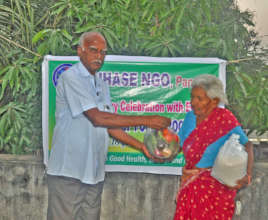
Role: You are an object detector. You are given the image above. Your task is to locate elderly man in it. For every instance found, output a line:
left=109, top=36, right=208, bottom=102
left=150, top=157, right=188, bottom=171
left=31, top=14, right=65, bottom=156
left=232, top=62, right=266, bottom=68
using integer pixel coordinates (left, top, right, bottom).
left=46, top=31, right=171, bottom=220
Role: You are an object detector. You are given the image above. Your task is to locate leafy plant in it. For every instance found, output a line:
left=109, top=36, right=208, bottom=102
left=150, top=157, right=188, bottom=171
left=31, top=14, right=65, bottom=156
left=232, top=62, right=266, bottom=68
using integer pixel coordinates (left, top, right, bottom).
left=0, top=102, right=30, bottom=154
left=0, top=0, right=44, bottom=154
left=227, top=60, right=268, bottom=135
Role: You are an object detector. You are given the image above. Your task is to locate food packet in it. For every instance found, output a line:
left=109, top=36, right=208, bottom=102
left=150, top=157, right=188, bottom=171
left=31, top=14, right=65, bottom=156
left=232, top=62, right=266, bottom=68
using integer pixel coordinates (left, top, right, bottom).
left=144, top=128, right=180, bottom=160
left=211, top=134, right=248, bottom=187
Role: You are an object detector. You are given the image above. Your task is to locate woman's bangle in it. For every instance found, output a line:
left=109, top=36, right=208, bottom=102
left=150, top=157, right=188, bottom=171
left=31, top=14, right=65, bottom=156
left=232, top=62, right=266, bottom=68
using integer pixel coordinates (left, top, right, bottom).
left=246, top=174, right=252, bottom=185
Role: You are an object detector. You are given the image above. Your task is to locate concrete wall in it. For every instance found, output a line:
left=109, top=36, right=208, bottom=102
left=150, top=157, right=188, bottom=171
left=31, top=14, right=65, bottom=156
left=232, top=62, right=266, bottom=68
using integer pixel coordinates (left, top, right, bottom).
left=0, top=150, right=267, bottom=220
left=101, top=172, right=179, bottom=220
left=0, top=155, right=47, bottom=220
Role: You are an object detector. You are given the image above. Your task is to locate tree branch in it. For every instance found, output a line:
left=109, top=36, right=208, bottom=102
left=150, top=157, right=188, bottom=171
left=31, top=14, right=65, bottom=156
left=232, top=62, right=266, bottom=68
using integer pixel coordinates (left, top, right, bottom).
left=0, top=34, right=42, bottom=57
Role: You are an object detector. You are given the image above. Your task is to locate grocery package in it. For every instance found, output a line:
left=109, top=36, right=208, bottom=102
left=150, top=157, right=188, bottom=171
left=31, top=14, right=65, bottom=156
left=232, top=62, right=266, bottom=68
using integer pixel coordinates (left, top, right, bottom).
left=211, top=134, right=248, bottom=187
left=144, top=128, right=180, bottom=160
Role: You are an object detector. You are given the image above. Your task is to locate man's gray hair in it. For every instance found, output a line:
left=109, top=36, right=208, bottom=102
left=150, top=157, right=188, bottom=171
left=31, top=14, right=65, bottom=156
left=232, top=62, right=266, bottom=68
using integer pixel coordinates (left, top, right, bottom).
left=191, top=74, right=228, bottom=105
left=78, top=31, right=106, bottom=47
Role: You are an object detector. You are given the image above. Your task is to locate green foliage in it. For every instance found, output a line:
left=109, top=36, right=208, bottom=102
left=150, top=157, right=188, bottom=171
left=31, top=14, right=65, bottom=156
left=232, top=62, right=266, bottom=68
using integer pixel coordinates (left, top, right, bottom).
left=33, top=28, right=73, bottom=55
left=0, top=0, right=267, bottom=154
left=0, top=52, right=38, bottom=98
left=227, top=60, right=268, bottom=135
left=0, top=102, right=29, bottom=154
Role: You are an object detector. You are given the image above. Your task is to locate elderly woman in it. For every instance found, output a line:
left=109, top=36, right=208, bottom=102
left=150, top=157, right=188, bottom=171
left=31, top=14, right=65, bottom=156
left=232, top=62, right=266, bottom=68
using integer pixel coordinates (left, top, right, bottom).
left=173, top=74, right=254, bottom=220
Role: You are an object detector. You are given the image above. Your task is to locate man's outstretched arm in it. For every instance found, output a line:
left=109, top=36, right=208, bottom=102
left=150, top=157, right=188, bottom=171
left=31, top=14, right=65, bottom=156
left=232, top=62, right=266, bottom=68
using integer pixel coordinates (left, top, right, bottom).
left=84, top=108, right=171, bottom=130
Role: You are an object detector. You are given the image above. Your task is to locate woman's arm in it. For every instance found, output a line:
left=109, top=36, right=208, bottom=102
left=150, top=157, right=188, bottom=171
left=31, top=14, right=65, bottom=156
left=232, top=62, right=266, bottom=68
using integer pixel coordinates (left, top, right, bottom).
left=234, top=141, right=254, bottom=189
left=245, top=141, right=254, bottom=177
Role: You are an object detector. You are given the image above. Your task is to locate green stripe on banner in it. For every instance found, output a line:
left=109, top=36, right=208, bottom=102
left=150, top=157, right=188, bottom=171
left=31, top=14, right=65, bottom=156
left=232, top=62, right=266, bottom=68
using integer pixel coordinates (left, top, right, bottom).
left=106, top=152, right=185, bottom=167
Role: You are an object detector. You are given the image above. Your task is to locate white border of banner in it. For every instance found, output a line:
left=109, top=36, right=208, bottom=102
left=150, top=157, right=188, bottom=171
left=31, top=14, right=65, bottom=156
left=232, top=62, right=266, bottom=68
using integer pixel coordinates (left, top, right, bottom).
left=42, top=55, right=226, bottom=175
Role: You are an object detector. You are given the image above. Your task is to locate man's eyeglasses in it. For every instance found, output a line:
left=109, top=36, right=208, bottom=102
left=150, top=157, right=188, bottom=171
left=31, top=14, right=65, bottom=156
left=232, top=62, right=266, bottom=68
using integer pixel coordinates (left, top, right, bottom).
left=83, top=46, right=107, bottom=55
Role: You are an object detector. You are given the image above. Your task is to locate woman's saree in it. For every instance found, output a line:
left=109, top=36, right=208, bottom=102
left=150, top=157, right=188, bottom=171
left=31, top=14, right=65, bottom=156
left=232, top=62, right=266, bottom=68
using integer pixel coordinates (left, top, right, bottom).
left=173, top=107, right=248, bottom=220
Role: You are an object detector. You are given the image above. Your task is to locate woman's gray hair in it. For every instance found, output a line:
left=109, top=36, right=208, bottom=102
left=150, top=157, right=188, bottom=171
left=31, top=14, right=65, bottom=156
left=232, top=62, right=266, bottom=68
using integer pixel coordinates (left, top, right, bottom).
left=191, top=74, right=228, bottom=105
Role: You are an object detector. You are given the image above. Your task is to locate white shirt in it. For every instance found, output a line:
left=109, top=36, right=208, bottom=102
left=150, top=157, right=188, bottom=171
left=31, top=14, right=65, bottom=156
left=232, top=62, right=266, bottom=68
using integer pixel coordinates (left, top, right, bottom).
left=47, top=62, right=113, bottom=184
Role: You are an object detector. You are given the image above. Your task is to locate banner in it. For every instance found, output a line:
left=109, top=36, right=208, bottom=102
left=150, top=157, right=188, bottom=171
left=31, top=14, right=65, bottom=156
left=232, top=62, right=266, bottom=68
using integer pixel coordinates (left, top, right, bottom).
left=42, top=55, right=226, bottom=175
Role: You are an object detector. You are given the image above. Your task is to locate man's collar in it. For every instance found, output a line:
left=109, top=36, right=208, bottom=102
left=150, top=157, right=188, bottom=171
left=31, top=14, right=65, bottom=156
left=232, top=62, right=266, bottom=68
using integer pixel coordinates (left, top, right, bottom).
left=77, top=61, right=94, bottom=78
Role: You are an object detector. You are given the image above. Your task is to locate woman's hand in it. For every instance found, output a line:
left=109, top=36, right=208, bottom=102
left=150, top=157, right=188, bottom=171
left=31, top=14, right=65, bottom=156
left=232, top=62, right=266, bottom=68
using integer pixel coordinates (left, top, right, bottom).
left=181, top=167, right=200, bottom=185
left=229, top=174, right=251, bottom=190
left=181, top=167, right=209, bottom=185
left=182, top=167, right=200, bottom=175
left=175, top=167, right=199, bottom=204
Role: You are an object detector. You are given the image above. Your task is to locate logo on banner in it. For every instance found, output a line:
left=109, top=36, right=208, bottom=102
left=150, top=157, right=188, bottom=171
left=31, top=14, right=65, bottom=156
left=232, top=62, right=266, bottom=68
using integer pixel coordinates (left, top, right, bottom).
left=52, top=63, right=73, bottom=86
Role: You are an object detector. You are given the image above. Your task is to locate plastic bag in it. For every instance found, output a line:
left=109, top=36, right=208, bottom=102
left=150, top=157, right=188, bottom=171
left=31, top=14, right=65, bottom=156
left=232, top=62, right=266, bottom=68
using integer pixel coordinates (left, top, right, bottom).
left=211, top=134, right=248, bottom=187
left=144, top=128, right=180, bottom=160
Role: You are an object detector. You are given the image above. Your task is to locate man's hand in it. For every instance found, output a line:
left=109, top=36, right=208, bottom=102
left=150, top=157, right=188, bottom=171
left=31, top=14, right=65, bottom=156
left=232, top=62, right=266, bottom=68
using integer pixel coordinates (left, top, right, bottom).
left=147, top=116, right=171, bottom=130
left=141, top=144, right=166, bottom=163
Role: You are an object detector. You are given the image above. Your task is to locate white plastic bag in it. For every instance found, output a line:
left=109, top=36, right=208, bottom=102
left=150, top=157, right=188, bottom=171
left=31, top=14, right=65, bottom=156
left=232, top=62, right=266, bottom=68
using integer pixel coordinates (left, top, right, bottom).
left=211, top=134, right=248, bottom=187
